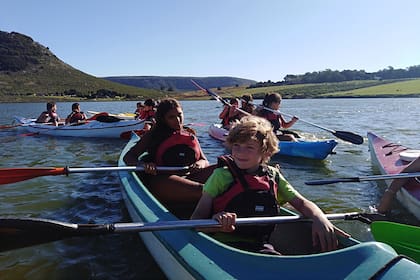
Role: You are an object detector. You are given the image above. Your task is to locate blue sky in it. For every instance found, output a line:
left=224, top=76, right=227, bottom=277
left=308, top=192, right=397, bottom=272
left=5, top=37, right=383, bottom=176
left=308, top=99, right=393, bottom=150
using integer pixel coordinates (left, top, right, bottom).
left=2, top=0, right=420, bottom=82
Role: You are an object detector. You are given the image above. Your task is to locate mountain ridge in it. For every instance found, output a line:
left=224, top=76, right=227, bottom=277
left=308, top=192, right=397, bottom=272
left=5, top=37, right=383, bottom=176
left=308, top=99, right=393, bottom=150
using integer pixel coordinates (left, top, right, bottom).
left=103, top=75, right=256, bottom=91
left=0, top=30, right=254, bottom=101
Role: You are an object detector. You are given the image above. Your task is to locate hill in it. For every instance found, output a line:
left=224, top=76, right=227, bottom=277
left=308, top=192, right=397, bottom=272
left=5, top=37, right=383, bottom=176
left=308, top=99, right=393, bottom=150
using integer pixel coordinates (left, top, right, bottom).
left=182, top=78, right=420, bottom=100
left=0, top=31, right=167, bottom=102
left=0, top=30, right=256, bottom=102
left=104, top=76, right=256, bottom=91
left=1, top=30, right=419, bottom=102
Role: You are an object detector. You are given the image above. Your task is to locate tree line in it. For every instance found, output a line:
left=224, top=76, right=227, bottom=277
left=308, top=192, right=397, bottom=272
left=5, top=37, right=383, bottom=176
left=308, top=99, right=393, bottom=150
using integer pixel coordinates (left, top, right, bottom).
left=249, top=65, right=420, bottom=88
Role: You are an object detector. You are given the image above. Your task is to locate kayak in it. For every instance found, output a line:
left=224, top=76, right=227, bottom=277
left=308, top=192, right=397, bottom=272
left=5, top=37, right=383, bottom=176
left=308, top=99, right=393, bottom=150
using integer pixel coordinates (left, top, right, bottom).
left=117, top=133, right=420, bottom=279
left=371, top=221, right=420, bottom=263
left=209, top=123, right=338, bottom=160
left=14, top=116, right=145, bottom=139
left=367, top=132, right=420, bottom=220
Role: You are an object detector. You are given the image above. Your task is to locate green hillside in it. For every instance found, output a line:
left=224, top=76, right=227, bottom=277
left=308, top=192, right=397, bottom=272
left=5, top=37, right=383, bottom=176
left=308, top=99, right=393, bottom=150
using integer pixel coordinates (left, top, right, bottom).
left=1, top=30, right=419, bottom=102
left=0, top=31, right=165, bottom=102
left=183, top=79, right=420, bottom=100
left=320, top=78, right=420, bottom=97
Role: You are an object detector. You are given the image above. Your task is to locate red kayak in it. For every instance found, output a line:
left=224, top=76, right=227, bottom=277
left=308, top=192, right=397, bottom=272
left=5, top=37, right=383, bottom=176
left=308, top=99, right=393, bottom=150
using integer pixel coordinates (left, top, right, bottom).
left=367, top=132, right=420, bottom=220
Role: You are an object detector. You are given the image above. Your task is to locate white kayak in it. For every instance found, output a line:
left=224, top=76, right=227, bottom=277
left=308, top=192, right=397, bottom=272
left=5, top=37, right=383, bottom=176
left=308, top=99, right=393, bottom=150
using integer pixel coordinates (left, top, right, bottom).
left=209, top=123, right=337, bottom=160
left=14, top=116, right=145, bottom=139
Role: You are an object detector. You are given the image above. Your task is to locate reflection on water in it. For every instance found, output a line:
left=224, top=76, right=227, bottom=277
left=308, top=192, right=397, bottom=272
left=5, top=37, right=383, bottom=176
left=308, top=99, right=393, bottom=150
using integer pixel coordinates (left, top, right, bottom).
left=0, top=98, right=418, bottom=278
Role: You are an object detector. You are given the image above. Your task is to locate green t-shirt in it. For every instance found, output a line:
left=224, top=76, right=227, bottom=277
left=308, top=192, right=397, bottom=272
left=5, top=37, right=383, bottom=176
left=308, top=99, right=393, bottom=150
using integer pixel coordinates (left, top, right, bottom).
left=203, top=165, right=299, bottom=206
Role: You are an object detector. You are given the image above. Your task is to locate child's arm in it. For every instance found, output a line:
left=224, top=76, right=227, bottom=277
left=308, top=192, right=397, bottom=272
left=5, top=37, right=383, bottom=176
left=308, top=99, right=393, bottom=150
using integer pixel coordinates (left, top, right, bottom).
left=288, top=193, right=350, bottom=252
left=378, top=157, right=420, bottom=213
left=191, top=192, right=213, bottom=219
left=279, top=115, right=298, bottom=129
left=191, top=192, right=236, bottom=232
left=123, top=132, right=151, bottom=166
left=219, top=105, right=229, bottom=119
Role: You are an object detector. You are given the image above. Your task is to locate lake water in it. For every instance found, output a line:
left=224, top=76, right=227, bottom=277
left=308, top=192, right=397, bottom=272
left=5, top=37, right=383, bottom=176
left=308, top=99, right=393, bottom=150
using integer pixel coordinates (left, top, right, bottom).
left=0, top=98, right=419, bottom=279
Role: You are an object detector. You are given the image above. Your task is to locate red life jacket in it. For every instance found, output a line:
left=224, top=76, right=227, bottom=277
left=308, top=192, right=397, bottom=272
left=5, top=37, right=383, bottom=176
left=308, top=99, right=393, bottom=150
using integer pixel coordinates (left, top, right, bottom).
left=213, top=155, right=279, bottom=215
left=67, top=111, right=86, bottom=123
left=45, top=111, right=59, bottom=123
left=155, top=130, right=201, bottom=166
left=260, top=110, right=280, bottom=131
left=212, top=155, right=280, bottom=238
left=140, top=110, right=155, bottom=121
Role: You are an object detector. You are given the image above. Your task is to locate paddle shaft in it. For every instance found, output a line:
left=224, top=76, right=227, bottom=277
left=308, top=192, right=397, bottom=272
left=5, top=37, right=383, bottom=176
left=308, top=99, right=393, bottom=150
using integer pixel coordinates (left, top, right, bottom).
left=67, top=166, right=189, bottom=173
left=254, top=104, right=328, bottom=131
left=305, top=172, right=420, bottom=185
left=191, top=80, right=251, bottom=116
left=115, top=212, right=368, bottom=232
left=0, top=212, right=383, bottom=252
left=0, top=212, right=372, bottom=234
left=254, top=104, right=363, bottom=144
left=0, top=165, right=190, bottom=185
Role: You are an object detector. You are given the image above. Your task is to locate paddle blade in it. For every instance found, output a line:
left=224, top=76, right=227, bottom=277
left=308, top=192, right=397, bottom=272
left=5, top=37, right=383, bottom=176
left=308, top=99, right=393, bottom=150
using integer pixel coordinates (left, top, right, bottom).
left=333, top=130, right=364, bottom=145
left=0, top=218, right=111, bottom=252
left=0, top=167, right=67, bottom=185
left=0, top=124, right=20, bottom=129
left=371, top=221, right=420, bottom=263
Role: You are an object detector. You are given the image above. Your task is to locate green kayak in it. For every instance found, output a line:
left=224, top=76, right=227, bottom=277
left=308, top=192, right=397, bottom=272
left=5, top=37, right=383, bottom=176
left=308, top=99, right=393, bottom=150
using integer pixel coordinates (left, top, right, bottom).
left=371, top=221, right=420, bottom=263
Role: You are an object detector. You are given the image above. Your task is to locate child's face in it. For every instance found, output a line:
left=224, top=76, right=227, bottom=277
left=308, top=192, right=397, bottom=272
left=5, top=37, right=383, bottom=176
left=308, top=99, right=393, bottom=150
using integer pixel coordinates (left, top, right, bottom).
left=164, top=107, right=184, bottom=130
left=231, top=139, right=263, bottom=171
left=269, top=101, right=280, bottom=110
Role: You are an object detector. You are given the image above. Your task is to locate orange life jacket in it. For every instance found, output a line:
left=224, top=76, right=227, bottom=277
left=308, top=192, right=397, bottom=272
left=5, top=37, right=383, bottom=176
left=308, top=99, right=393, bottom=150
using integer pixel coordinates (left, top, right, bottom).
left=154, top=130, right=201, bottom=166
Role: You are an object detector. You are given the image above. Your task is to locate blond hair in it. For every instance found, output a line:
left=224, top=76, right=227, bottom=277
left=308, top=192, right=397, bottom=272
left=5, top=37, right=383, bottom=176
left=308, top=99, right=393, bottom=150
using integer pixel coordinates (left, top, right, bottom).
left=225, top=116, right=279, bottom=163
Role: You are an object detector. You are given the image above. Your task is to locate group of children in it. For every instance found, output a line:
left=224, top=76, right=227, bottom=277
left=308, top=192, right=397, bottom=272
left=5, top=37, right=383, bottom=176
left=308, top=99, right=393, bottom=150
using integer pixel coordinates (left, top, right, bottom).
left=219, top=92, right=300, bottom=141
left=36, top=102, right=87, bottom=126
left=134, top=98, right=157, bottom=130
left=36, top=99, right=158, bottom=129
left=38, top=96, right=417, bottom=256
left=124, top=97, right=348, bottom=255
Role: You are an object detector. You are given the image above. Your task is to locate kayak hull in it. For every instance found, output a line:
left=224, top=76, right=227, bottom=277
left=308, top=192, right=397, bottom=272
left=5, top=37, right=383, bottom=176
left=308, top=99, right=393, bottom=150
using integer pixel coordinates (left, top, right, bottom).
left=118, top=133, right=420, bottom=279
left=15, top=117, right=145, bottom=139
left=209, top=123, right=337, bottom=160
left=367, top=132, right=420, bottom=220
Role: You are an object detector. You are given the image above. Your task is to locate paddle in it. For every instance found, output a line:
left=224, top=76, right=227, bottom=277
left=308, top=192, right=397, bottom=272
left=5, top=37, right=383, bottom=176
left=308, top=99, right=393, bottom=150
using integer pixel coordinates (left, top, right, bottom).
left=0, top=165, right=190, bottom=185
left=371, top=221, right=420, bottom=263
left=0, top=212, right=383, bottom=252
left=190, top=80, right=251, bottom=116
left=305, top=172, right=420, bottom=185
left=254, top=104, right=364, bottom=145
left=0, top=124, right=22, bottom=129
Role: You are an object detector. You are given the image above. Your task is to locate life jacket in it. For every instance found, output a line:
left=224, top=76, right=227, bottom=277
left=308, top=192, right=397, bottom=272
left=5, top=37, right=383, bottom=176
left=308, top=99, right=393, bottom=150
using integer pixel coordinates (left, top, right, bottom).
left=67, top=111, right=86, bottom=123
left=260, top=110, right=280, bottom=131
left=154, top=129, right=201, bottom=166
left=213, top=155, right=280, bottom=238
left=45, top=111, right=59, bottom=123
left=140, top=109, right=155, bottom=121
left=221, top=111, right=240, bottom=127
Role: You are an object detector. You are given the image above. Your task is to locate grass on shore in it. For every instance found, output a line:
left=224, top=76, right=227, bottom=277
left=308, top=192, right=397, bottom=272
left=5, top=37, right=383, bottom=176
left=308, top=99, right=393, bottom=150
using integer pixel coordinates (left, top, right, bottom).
left=182, top=78, right=420, bottom=100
